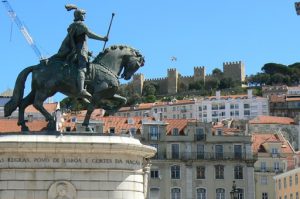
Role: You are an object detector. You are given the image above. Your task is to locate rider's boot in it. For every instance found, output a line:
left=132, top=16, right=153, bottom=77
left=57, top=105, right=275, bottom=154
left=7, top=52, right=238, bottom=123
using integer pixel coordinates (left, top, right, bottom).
left=77, top=71, right=92, bottom=103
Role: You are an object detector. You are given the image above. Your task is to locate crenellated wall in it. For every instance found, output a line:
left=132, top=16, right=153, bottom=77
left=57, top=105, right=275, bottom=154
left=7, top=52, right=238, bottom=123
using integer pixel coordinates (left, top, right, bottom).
left=127, top=61, right=244, bottom=95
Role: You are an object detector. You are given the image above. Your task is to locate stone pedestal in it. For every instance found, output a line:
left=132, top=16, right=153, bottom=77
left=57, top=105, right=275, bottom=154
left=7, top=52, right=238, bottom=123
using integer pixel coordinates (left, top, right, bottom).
left=0, top=134, right=156, bottom=199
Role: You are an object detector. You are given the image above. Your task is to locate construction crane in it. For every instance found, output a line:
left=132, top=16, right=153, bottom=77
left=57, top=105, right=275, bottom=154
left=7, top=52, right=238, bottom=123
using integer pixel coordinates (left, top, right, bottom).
left=2, top=0, right=45, bottom=60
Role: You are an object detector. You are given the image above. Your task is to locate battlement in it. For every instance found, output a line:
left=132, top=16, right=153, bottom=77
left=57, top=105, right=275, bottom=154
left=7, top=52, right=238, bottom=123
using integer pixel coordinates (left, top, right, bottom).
left=145, top=77, right=167, bottom=82
left=223, top=61, right=243, bottom=66
left=167, top=68, right=177, bottom=72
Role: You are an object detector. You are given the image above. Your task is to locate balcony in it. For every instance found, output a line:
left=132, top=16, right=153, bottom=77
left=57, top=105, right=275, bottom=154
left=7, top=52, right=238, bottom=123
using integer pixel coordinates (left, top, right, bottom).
left=194, top=134, right=206, bottom=141
left=156, top=152, right=257, bottom=161
left=254, top=167, right=283, bottom=174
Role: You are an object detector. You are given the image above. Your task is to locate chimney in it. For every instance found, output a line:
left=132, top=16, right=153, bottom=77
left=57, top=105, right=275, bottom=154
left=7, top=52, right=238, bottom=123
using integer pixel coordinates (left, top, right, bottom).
left=216, top=90, right=221, bottom=100
left=247, top=89, right=253, bottom=99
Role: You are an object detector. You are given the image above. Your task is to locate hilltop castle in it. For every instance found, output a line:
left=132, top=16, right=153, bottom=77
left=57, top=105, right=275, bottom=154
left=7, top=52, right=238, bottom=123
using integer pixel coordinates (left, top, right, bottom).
left=128, top=61, right=245, bottom=95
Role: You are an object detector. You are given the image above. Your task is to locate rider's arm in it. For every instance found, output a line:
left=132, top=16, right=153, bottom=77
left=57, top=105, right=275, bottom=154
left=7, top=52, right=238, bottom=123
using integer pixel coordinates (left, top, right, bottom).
left=86, top=31, right=108, bottom=41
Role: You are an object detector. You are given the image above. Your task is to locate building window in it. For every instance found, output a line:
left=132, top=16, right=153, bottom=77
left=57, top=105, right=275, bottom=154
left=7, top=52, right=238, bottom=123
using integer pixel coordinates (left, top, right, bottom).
left=171, top=144, right=180, bottom=159
left=171, top=188, right=181, bottom=199
left=279, top=179, right=281, bottom=190
left=150, top=144, right=158, bottom=159
left=215, top=165, right=224, bottom=179
left=234, top=165, right=243, bottom=179
left=261, top=176, right=268, bottom=185
left=234, top=145, right=242, bottom=159
left=290, top=194, right=293, bottom=199
left=274, top=162, right=280, bottom=172
left=296, top=174, right=298, bottom=185
left=171, top=165, right=180, bottom=179
left=197, top=144, right=205, bottom=159
left=151, top=169, right=159, bottom=179
left=216, top=188, right=225, bottom=199
left=129, top=127, right=136, bottom=135
left=172, top=128, right=179, bottom=136
left=150, top=126, right=159, bottom=140
left=296, top=192, right=299, bottom=199
left=272, top=148, right=279, bottom=158
left=237, top=188, right=244, bottom=199
left=150, top=187, right=160, bottom=199
left=196, top=188, right=206, bottom=199
left=262, top=192, right=268, bottom=199
left=290, top=176, right=293, bottom=187
left=244, top=110, right=250, bottom=116
left=215, top=145, right=223, bottom=159
left=284, top=177, right=287, bottom=188
left=261, top=162, right=266, bottom=172
left=195, top=128, right=205, bottom=141
left=196, top=166, right=205, bottom=179
left=244, top=104, right=250, bottom=109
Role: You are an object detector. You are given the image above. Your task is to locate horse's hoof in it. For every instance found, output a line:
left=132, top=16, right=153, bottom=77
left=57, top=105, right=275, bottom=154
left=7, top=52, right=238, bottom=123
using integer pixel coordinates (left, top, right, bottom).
left=85, top=126, right=93, bottom=132
left=47, top=122, right=56, bottom=131
left=21, top=126, right=29, bottom=132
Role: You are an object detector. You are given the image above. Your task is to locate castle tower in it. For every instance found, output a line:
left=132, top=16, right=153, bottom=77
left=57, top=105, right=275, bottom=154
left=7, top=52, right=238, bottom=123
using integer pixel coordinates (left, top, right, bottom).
left=132, top=73, right=145, bottom=95
left=194, top=66, right=206, bottom=82
left=167, top=68, right=178, bottom=94
left=223, top=61, right=245, bottom=82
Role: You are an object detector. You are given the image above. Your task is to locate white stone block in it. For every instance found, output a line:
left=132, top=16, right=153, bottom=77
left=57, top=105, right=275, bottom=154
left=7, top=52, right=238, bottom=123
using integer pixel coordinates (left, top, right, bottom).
left=108, top=191, right=123, bottom=199
left=0, top=190, right=15, bottom=199
left=14, top=190, right=34, bottom=199
left=34, top=191, right=47, bottom=199
left=0, top=170, right=16, bottom=180
left=8, top=181, right=24, bottom=189
left=54, top=171, right=71, bottom=180
left=89, top=171, right=108, bottom=181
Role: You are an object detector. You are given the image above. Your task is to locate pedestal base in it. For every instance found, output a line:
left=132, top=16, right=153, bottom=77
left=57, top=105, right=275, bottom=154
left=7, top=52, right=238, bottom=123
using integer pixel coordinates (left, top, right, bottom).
left=0, top=134, right=156, bottom=199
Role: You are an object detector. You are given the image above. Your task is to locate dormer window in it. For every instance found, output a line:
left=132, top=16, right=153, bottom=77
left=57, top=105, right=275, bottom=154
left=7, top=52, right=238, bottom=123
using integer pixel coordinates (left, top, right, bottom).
left=216, top=129, right=222, bottom=136
left=130, top=127, right=136, bottom=135
left=109, top=127, right=115, bottom=134
left=172, top=128, right=179, bottom=136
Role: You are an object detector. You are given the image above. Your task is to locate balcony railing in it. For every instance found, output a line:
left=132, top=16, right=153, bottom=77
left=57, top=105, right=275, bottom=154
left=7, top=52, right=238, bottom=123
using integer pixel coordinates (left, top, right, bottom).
left=194, top=134, right=206, bottom=141
left=151, top=152, right=256, bottom=161
left=254, top=167, right=283, bottom=174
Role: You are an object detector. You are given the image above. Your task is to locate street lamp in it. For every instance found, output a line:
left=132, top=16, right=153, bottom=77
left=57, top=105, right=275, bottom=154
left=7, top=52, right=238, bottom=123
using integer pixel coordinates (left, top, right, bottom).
left=230, top=181, right=239, bottom=199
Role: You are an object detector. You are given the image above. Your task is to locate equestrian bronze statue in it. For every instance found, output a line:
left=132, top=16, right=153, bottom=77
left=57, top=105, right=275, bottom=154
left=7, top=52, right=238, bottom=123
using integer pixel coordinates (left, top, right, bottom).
left=4, top=45, right=144, bottom=132
left=4, top=5, right=144, bottom=132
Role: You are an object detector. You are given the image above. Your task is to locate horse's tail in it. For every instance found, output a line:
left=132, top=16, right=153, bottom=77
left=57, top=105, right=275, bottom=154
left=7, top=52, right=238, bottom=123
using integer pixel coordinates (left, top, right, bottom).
left=4, top=66, right=35, bottom=117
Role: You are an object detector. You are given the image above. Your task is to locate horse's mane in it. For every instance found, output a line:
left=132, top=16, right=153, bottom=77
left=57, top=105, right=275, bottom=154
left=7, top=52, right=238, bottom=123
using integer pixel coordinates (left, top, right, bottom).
left=92, top=45, right=143, bottom=64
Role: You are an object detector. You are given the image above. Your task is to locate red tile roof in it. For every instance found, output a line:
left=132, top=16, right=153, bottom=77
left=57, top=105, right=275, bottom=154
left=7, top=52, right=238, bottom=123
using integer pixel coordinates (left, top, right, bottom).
left=165, top=119, right=192, bottom=135
left=25, top=103, right=58, bottom=113
left=252, top=133, right=294, bottom=154
left=249, top=116, right=295, bottom=125
left=0, top=119, right=47, bottom=133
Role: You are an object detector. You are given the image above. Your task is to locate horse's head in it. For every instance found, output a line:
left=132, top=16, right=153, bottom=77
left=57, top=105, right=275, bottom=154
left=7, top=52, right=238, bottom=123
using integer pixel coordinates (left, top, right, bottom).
left=93, top=45, right=144, bottom=80
left=120, top=48, right=145, bottom=80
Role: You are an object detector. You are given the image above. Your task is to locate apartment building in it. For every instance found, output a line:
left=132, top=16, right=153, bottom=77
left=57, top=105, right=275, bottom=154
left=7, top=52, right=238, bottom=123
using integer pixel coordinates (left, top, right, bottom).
left=116, top=90, right=269, bottom=123
left=197, top=90, right=269, bottom=122
left=274, top=153, right=300, bottom=199
left=138, top=119, right=255, bottom=199
left=252, top=133, right=295, bottom=199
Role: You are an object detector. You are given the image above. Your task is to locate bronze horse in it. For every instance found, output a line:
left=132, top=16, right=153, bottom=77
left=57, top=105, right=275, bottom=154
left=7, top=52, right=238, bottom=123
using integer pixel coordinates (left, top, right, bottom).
left=4, top=45, right=144, bottom=132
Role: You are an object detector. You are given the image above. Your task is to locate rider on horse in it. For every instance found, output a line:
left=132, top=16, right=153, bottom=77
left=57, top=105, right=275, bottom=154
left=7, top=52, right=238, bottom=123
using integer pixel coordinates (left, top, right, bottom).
left=56, top=4, right=108, bottom=102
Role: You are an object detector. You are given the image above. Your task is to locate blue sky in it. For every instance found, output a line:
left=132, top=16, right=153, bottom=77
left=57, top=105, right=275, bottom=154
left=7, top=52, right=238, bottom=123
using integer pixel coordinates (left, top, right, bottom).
left=1, top=0, right=300, bottom=100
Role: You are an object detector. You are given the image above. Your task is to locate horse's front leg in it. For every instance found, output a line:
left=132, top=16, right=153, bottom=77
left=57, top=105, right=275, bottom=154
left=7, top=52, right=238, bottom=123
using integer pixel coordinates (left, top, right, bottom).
left=82, top=102, right=95, bottom=132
